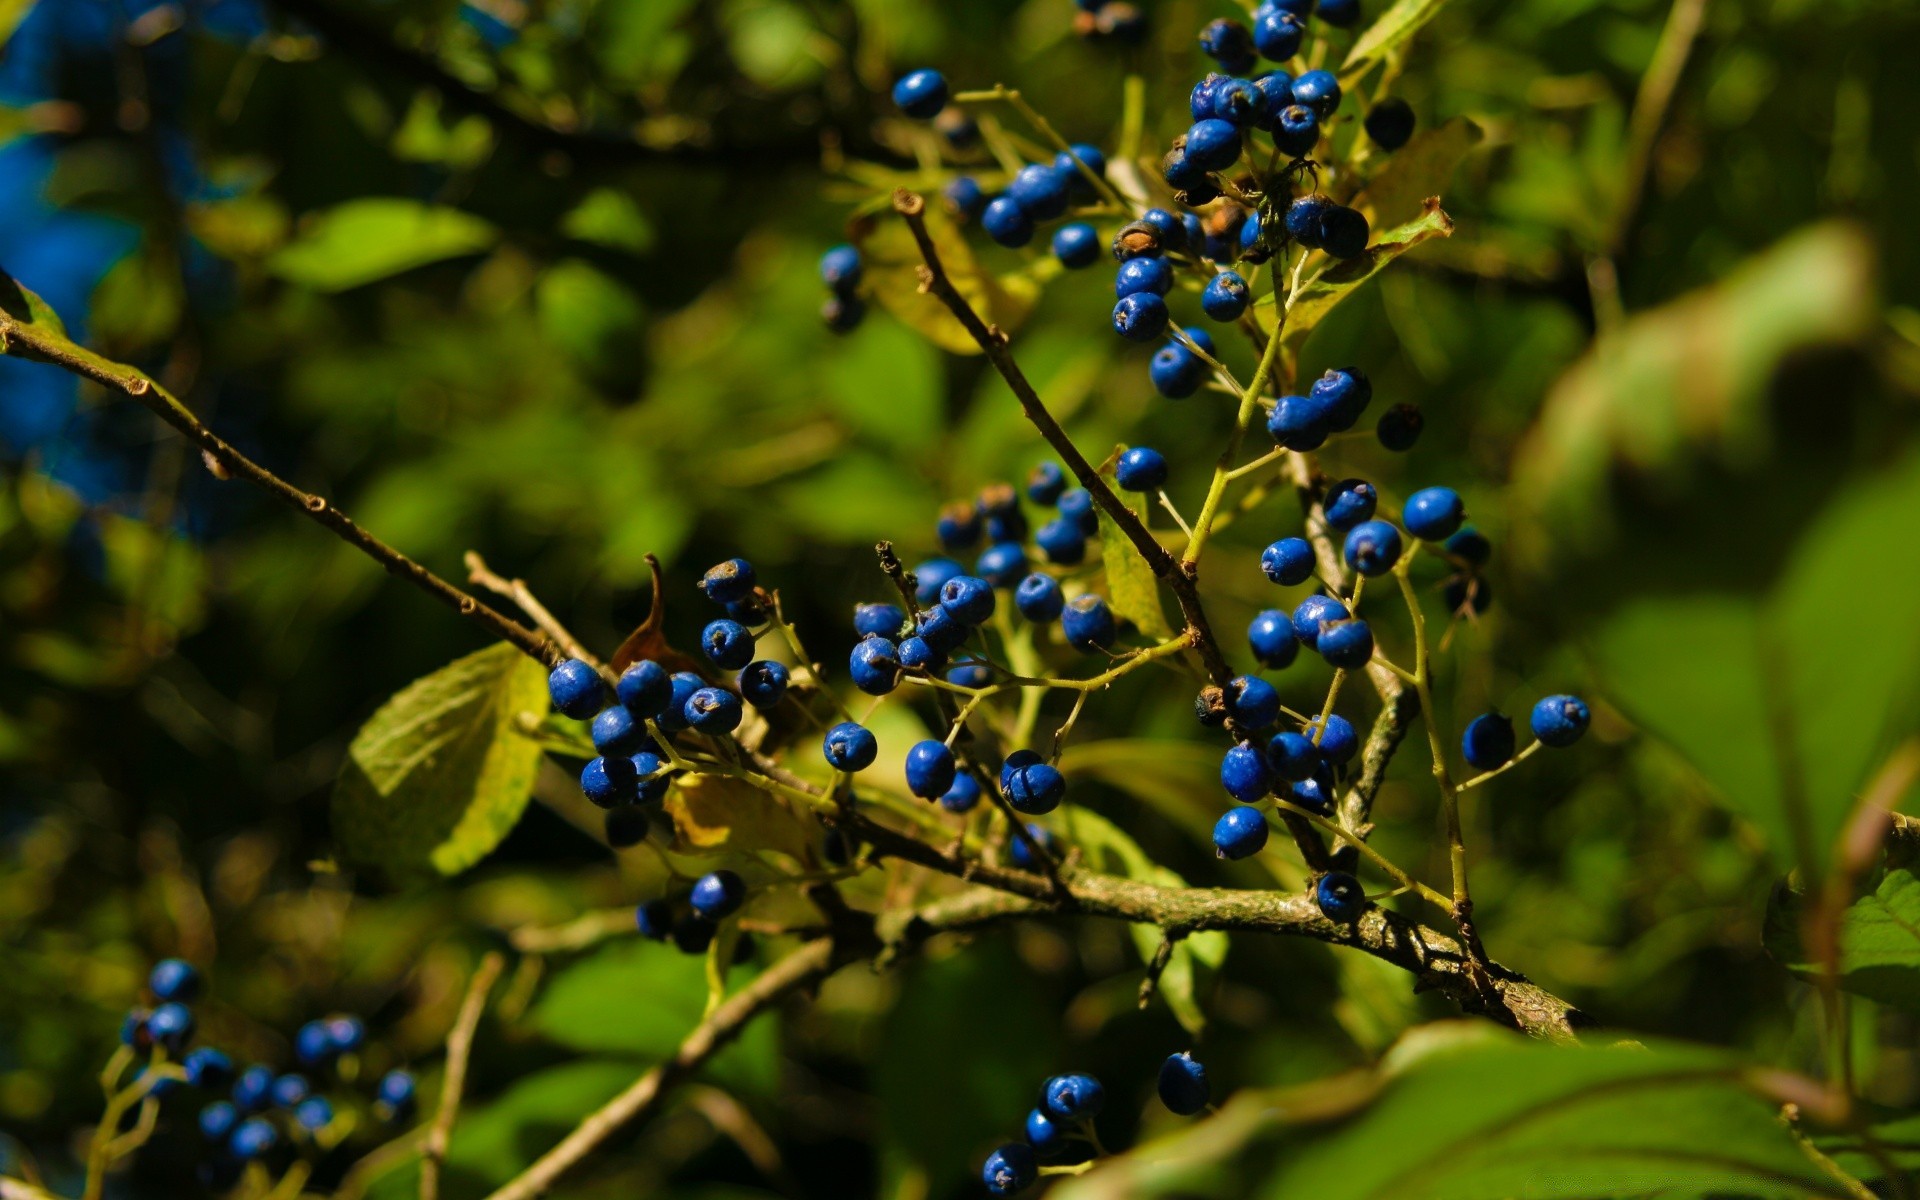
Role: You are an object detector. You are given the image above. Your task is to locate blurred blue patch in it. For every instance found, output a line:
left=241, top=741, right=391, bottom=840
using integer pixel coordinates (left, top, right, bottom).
left=460, top=2, right=520, bottom=49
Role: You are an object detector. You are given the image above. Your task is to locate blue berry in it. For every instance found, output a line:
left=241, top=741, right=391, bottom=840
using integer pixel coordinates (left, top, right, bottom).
left=1198, top=18, right=1257, bottom=73
left=1306, top=713, right=1359, bottom=764
left=684, top=687, right=743, bottom=734
left=1056, top=142, right=1108, bottom=184
left=1261, top=537, right=1316, bottom=586
left=1319, top=0, right=1361, bottom=27
left=1319, top=204, right=1371, bottom=259
left=1268, top=730, right=1320, bottom=781
left=823, top=721, right=878, bottom=771
left=1009, top=822, right=1060, bottom=870
left=982, top=196, right=1035, bottom=247
left=1254, top=71, right=1295, bottom=125
left=1292, top=69, right=1341, bottom=116
left=701, top=619, right=754, bottom=670
left=1003, top=757, right=1066, bottom=814
left=1158, top=1052, right=1210, bottom=1115
left=548, top=658, right=604, bottom=719
left=1116, top=447, right=1168, bottom=492
left=1252, top=6, right=1304, bottom=58
left=150, top=957, right=201, bottom=1002
left=232, top=1065, right=273, bottom=1113
left=592, top=704, right=651, bottom=757
left=1365, top=96, right=1414, bottom=149
left=147, top=1001, right=195, bottom=1052
left=1310, top=366, right=1372, bottom=430
left=1285, top=194, right=1331, bottom=247
left=1249, top=609, right=1300, bottom=668
left=1181, top=325, right=1218, bottom=356
left=1531, top=695, right=1590, bottom=748
left=271, top=1073, right=310, bottom=1109
left=941, top=772, right=982, bottom=812
left=295, top=1096, right=334, bottom=1131
left=1315, top=871, right=1365, bottom=921
left=1275, top=103, right=1319, bottom=157
left=947, top=658, right=994, bottom=688
left=1000, top=750, right=1042, bottom=792
left=822, top=294, right=864, bottom=334
left=1291, top=594, right=1350, bottom=648
left=636, top=898, right=674, bottom=939
left=819, top=244, right=861, bottom=294
left=900, top=636, right=940, bottom=669
left=1115, top=255, right=1173, bottom=297
left=230, top=1116, right=278, bottom=1160
left=1028, top=461, right=1067, bottom=505
left=1052, top=221, right=1100, bottom=268
left=1212, top=77, right=1263, bottom=127
left=1288, top=765, right=1336, bottom=812
left=1403, top=486, right=1466, bottom=541
left=607, top=806, right=652, bottom=846
left=199, top=1100, right=237, bottom=1142
left=1343, top=520, right=1403, bottom=576
left=1151, top=342, right=1207, bottom=398
left=1141, top=206, right=1187, bottom=249
left=1162, top=147, right=1212, bottom=194
left=936, top=503, right=982, bottom=550
left=1036, top=517, right=1087, bottom=565
left=983, top=1143, right=1038, bottom=1196
left=1318, top=618, right=1375, bottom=669
left=1113, top=291, right=1170, bottom=340
left=849, top=637, right=902, bottom=695
left=905, top=740, right=957, bottom=799
left=940, top=574, right=997, bottom=625
left=1462, top=712, right=1516, bottom=770
left=1183, top=118, right=1243, bottom=171
left=1239, top=211, right=1265, bottom=259
left=1214, top=805, right=1270, bottom=860
left=914, top=557, right=964, bottom=605
left=672, top=915, right=715, bottom=955
left=1322, top=478, right=1377, bottom=530
left=1377, top=403, right=1423, bottom=451
left=892, top=69, right=949, bottom=119
left=1445, top=527, right=1491, bottom=566
left=616, top=659, right=672, bottom=718
left=1058, top=488, right=1096, bottom=534
left=977, top=542, right=1030, bottom=588
left=377, top=1069, right=417, bottom=1112
left=700, top=558, right=756, bottom=606
left=690, top=870, right=747, bottom=920
left=916, top=605, right=969, bottom=654
left=1220, top=740, right=1272, bottom=802
left=738, top=660, right=790, bottom=709
left=1008, top=163, right=1071, bottom=220
left=1015, top=574, right=1065, bottom=622
left=946, top=175, right=988, bottom=219
left=1025, top=1105, right=1070, bottom=1153
left=120, top=1009, right=149, bottom=1049
left=1190, top=74, right=1226, bottom=121
left=1267, top=391, right=1334, bottom=450
left=1201, top=271, right=1250, bottom=320
left=1226, top=675, right=1281, bottom=727
left=581, top=756, right=638, bottom=808
left=295, top=1020, right=333, bottom=1066
left=1061, top=594, right=1116, bottom=651
left=939, top=106, right=980, bottom=147
left=1043, top=1073, right=1106, bottom=1120
left=185, top=1048, right=234, bottom=1088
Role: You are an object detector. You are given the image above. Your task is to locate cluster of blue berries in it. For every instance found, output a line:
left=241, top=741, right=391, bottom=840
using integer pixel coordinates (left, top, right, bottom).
left=117, top=959, right=414, bottom=1191
left=979, top=1054, right=1215, bottom=1194
left=1268, top=365, right=1420, bottom=456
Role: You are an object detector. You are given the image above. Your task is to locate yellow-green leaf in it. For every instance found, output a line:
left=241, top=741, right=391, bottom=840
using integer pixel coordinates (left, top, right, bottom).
left=857, top=203, right=1038, bottom=356
left=1345, top=118, right=1483, bottom=236
left=332, top=642, right=549, bottom=878
left=1341, top=0, right=1452, bottom=79
left=663, top=772, right=817, bottom=865
left=1257, top=200, right=1454, bottom=365
left=268, top=198, right=498, bottom=292
left=1096, top=489, right=1175, bottom=641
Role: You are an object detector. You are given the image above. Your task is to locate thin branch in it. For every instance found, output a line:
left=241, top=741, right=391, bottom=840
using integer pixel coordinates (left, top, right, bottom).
left=465, top=551, right=600, bottom=669
left=421, top=952, right=505, bottom=1200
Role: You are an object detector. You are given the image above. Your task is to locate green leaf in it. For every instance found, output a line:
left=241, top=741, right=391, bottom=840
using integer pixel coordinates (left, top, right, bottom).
left=823, top=316, right=945, bottom=452
left=331, top=642, right=549, bottom=878
left=857, top=202, right=1038, bottom=356
left=1342, top=0, right=1453, bottom=79
left=1057, top=739, right=1222, bottom=843
left=1256, top=201, right=1455, bottom=366
left=0, top=269, right=157, bottom=389
left=561, top=187, right=656, bottom=254
left=1096, top=492, right=1175, bottom=641
left=1346, top=118, right=1484, bottom=237
left=1766, top=869, right=1920, bottom=1014
left=268, top=198, right=498, bottom=292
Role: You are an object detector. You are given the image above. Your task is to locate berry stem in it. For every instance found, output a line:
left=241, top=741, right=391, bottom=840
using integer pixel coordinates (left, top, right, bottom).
left=1272, top=798, right=1449, bottom=910
left=1456, top=739, right=1544, bottom=791
left=951, top=85, right=1133, bottom=213
left=421, top=952, right=505, bottom=1200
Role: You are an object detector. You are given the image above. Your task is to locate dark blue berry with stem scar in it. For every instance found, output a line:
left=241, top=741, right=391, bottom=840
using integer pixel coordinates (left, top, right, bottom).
left=983, top=197, right=1035, bottom=248
left=892, top=68, right=948, bottom=118
left=1184, top=118, right=1243, bottom=171
left=1319, top=205, right=1371, bottom=259
left=1062, top=594, right=1117, bottom=651
left=1201, top=270, right=1250, bottom=320
left=1004, top=758, right=1066, bottom=814
left=1116, top=255, right=1173, bottom=297
left=1268, top=730, right=1320, bottom=781
left=1531, top=695, right=1591, bottom=747
left=1221, top=740, right=1272, bottom=802
left=1262, top=536, right=1317, bottom=586
left=1316, top=871, right=1366, bottom=921
left=945, top=176, right=987, bottom=219
left=1052, top=222, right=1100, bottom=268
left=1312, top=366, right=1373, bottom=430
left=916, top=605, right=968, bottom=654
left=616, top=659, right=671, bottom=718
left=635, top=899, right=673, bottom=940
left=232, top=1066, right=273, bottom=1113
left=1404, top=486, right=1466, bottom=541
left=915, top=557, right=963, bottom=604
left=295, top=1097, right=334, bottom=1131
left=1142, top=206, right=1187, bottom=249
left=1377, top=403, right=1423, bottom=451
left=1214, top=805, right=1270, bottom=859
left=983, top=1143, right=1038, bottom=1196
left=1292, top=69, right=1341, bottom=116
left=1117, top=447, right=1168, bottom=492
left=849, top=636, right=902, bottom=695
left=1010, top=822, right=1060, bottom=870
left=1307, top=713, right=1358, bottom=764
left=1112, top=219, right=1166, bottom=261
left=701, top=619, right=754, bottom=669
left=592, top=704, right=649, bottom=756
left=1275, top=104, right=1320, bottom=157
left=685, top=687, right=743, bottom=734
left=1344, top=520, right=1403, bottom=576
left=1212, top=78, right=1262, bottom=127
left=936, top=503, right=982, bottom=550
left=1008, top=163, right=1070, bottom=220
left=738, top=660, right=789, bottom=709
left=582, top=755, right=638, bottom=807
left=898, top=636, right=938, bottom=670
left=1015, top=574, right=1065, bottom=622
left=150, top=957, right=200, bottom=1002
left=271, top=1073, right=310, bottom=1108
left=548, top=658, right=603, bottom=719
left=230, top=1116, right=278, bottom=1160
left=977, top=543, right=1030, bottom=588
left=1058, top=488, right=1096, bottom=535
left=1462, top=712, right=1516, bottom=770
left=905, top=740, right=957, bottom=799
left=1152, top=341, right=1207, bottom=398
left=147, top=1001, right=195, bottom=1052
left=940, top=772, right=982, bottom=813
left=700, top=558, right=756, bottom=606
left=1285, top=194, right=1331, bottom=248
left=1249, top=609, right=1300, bottom=668
left=1227, top=675, right=1281, bottom=727
left=1318, top=618, right=1375, bottom=669
left=295, top=1020, right=333, bottom=1066
left=1163, top=147, right=1211, bottom=194
left=1113, top=291, right=1170, bottom=340
left=823, top=721, right=877, bottom=771
left=1159, top=1052, right=1210, bottom=1115
left=1323, top=478, right=1377, bottom=531
left=1365, top=96, right=1415, bottom=149
left=691, top=869, right=747, bottom=920
left=672, top=915, right=714, bottom=955
left=1198, top=17, right=1257, bottom=72
left=376, top=1070, right=417, bottom=1114
left=819, top=244, right=861, bottom=293
left=1027, top=461, right=1066, bottom=506
left=1024, top=1105, right=1069, bottom=1154
left=1318, top=0, right=1361, bottom=26
left=1292, top=594, right=1350, bottom=648
left=186, top=1047, right=234, bottom=1088
left=1268, top=391, right=1333, bottom=450
left=1044, top=1073, right=1105, bottom=1121
left=1444, top=526, right=1491, bottom=566
left=199, top=1101, right=237, bottom=1142
left=649, top=674, right=700, bottom=732
left=1036, top=516, right=1087, bottom=565
left=940, top=574, right=997, bottom=625
left=1253, top=6, right=1304, bottom=59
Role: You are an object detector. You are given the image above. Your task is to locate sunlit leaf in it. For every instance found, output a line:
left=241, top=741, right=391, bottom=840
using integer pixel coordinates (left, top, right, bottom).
left=1096, top=486, right=1175, bottom=641
left=1342, top=0, right=1453, bottom=78
left=663, top=772, right=818, bottom=865
left=268, top=198, right=498, bottom=292
left=1345, top=118, right=1484, bottom=236
left=858, top=202, right=1039, bottom=356
left=1766, top=869, right=1920, bottom=1014
left=1255, top=200, right=1454, bottom=365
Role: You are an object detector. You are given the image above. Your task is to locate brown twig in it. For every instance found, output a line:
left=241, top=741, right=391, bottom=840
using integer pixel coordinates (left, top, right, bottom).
left=421, top=952, right=505, bottom=1200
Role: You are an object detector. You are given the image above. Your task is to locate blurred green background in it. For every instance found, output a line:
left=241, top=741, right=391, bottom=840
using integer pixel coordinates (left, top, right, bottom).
left=3, top=0, right=1919, bottom=1196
